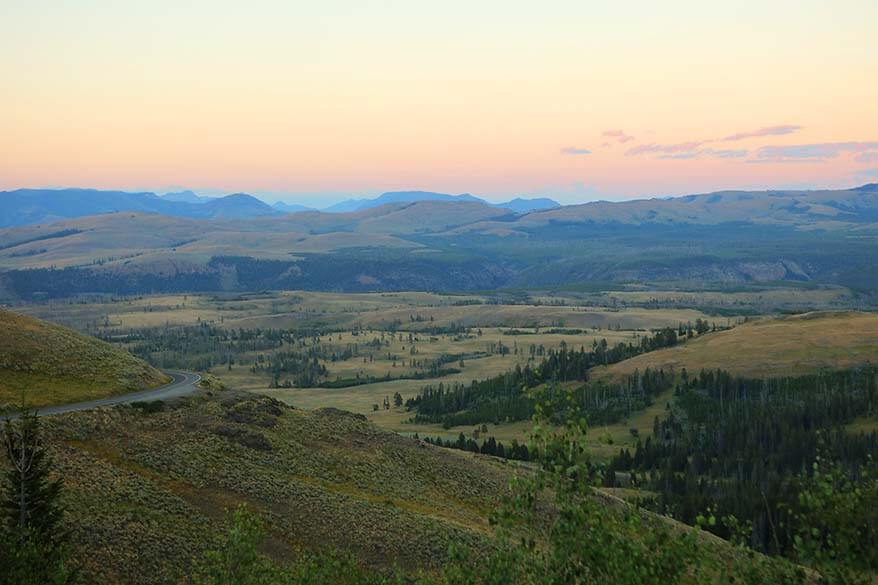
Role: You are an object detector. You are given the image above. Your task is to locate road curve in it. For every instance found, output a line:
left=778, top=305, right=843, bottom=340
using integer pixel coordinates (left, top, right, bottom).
left=2, top=371, right=201, bottom=419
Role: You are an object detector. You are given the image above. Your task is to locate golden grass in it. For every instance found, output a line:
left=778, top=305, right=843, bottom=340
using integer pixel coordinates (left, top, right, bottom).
left=19, top=291, right=718, bottom=337
left=0, top=308, right=168, bottom=408
left=846, top=416, right=878, bottom=435
left=595, top=311, right=878, bottom=381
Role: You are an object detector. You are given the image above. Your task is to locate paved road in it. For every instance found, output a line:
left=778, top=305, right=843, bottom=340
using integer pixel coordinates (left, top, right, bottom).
left=2, top=371, right=201, bottom=419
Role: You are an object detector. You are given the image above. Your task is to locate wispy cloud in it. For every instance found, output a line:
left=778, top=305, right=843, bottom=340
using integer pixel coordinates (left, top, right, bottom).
left=603, top=130, right=635, bottom=144
left=856, top=168, right=878, bottom=179
left=561, top=147, right=592, bottom=156
left=627, top=141, right=705, bottom=156
left=710, top=149, right=749, bottom=158
left=658, top=148, right=748, bottom=160
left=658, top=152, right=701, bottom=160
left=856, top=152, right=878, bottom=164
left=626, top=125, right=803, bottom=159
left=754, top=141, right=878, bottom=163
left=720, top=125, right=801, bottom=142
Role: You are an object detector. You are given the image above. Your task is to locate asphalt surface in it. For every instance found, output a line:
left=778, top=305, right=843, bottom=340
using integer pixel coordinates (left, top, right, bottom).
left=1, top=371, right=201, bottom=419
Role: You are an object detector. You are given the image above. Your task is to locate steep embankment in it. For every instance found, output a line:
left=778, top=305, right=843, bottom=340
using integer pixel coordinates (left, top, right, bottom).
left=0, top=308, right=169, bottom=408
left=595, top=311, right=878, bottom=380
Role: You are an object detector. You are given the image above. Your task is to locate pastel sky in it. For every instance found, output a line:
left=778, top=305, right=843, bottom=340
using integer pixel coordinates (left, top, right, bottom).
left=2, top=0, right=877, bottom=205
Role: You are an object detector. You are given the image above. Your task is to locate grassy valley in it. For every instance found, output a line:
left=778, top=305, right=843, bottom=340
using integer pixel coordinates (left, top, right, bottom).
left=1, top=289, right=875, bottom=582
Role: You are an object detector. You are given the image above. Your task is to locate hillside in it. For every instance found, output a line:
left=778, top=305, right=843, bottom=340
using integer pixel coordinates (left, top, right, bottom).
left=46, top=393, right=507, bottom=583
left=595, top=311, right=878, bottom=380
left=0, top=308, right=169, bottom=408
left=38, top=391, right=800, bottom=584
left=494, top=183, right=878, bottom=230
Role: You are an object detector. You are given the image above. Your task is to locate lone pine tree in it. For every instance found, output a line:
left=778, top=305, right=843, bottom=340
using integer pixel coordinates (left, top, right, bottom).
left=0, top=411, right=72, bottom=584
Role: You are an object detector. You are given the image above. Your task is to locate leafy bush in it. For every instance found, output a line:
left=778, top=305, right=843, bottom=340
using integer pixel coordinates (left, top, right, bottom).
left=196, top=506, right=401, bottom=585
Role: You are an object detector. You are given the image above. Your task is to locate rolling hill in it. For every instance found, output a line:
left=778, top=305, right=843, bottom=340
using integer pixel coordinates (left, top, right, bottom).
left=594, top=311, right=878, bottom=380
left=511, top=183, right=878, bottom=229
left=0, top=308, right=169, bottom=408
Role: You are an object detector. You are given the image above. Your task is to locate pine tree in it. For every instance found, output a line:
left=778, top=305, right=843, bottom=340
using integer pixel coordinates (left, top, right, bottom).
left=0, top=411, right=72, bottom=584
left=2, top=413, right=63, bottom=544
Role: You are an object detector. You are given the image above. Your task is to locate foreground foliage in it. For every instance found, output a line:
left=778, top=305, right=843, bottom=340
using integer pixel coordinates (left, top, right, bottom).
left=441, top=394, right=702, bottom=584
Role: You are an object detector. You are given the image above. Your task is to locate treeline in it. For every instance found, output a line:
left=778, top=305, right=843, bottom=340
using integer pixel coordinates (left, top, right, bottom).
left=113, top=323, right=348, bottom=374
left=417, top=433, right=532, bottom=461
left=313, top=367, right=461, bottom=389
left=608, top=367, right=878, bottom=556
left=0, top=253, right=510, bottom=299
left=115, top=323, right=290, bottom=370
left=111, top=322, right=477, bottom=388
left=406, top=327, right=683, bottom=428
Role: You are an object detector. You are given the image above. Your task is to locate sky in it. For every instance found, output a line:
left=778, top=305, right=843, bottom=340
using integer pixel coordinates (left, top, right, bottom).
left=1, top=0, right=877, bottom=206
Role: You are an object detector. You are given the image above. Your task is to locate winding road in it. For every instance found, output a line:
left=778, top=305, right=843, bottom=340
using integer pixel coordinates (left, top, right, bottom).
left=2, top=371, right=201, bottom=419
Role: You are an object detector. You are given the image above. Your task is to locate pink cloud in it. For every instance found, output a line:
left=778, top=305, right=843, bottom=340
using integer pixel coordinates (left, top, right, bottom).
left=627, top=125, right=803, bottom=159
left=627, top=141, right=705, bottom=156
left=720, top=125, right=801, bottom=142
left=658, top=148, right=748, bottom=160
left=603, top=130, right=635, bottom=144
left=754, top=141, right=878, bottom=163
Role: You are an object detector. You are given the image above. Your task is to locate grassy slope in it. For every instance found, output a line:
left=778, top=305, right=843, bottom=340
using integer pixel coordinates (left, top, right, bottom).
left=595, top=311, right=878, bottom=380
left=38, top=392, right=800, bottom=584
left=0, top=308, right=169, bottom=408
left=46, top=393, right=507, bottom=583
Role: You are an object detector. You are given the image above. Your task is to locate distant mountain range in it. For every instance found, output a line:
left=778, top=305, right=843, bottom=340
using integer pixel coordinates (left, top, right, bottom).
left=158, top=189, right=560, bottom=214
left=2, top=184, right=878, bottom=299
left=272, top=201, right=314, bottom=213
left=161, top=190, right=215, bottom=204
left=0, top=188, right=559, bottom=227
left=322, top=191, right=559, bottom=213
left=0, top=189, right=279, bottom=227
